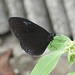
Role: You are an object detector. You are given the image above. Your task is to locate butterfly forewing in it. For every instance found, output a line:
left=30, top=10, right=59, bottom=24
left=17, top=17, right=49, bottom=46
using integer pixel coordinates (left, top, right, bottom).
left=9, top=17, right=53, bottom=55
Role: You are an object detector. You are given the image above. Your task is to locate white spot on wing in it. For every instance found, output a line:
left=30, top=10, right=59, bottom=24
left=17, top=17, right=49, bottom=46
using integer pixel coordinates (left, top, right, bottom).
left=19, top=37, right=21, bottom=39
left=14, top=30, right=17, bottom=32
left=23, top=21, right=31, bottom=25
left=21, top=40, right=23, bottom=42
left=27, top=49, right=33, bottom=55
left=17, top=33, right=19, bottom=35
left=28, top=22, right=31, bottom=24
left=23, top=21, right=28, bottom=25
left=27, top=30, right=29, bottom=32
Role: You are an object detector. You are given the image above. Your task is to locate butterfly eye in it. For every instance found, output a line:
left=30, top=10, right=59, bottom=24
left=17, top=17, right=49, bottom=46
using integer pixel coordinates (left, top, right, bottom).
left=52, top=33, right=56, bottom=37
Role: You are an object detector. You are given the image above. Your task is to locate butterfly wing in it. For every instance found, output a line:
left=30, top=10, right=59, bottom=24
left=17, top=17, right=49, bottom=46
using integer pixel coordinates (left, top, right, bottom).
left=9, top=17, right=50, bottom=55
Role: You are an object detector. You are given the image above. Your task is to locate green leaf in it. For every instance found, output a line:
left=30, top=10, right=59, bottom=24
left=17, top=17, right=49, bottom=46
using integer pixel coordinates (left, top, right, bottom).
left=48, top=34, right=71, bottom=51
left=67, top=72, right=75, bottom=75
left=31, top=50, right=65, bottom=75
left=67, top=41, right=75, bottom=65
left=48, top=34, right=75, bottom=65
left=68, top=49, right=75, bottom=65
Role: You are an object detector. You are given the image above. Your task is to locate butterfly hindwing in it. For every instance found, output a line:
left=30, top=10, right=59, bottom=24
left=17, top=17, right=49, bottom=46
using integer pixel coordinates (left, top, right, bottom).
left=20, top=33, right=50, bottom=55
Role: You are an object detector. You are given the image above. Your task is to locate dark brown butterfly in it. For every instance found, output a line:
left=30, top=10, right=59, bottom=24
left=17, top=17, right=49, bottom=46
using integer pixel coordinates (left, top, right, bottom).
left=9, top=17, right=56, bottom=55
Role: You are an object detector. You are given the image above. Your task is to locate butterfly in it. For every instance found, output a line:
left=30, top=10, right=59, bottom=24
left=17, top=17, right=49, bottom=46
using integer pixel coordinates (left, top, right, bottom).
left=9, top=17, right=56, bottom=55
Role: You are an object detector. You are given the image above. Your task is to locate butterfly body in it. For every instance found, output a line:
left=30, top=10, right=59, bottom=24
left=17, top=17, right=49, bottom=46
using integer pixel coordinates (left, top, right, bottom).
left=9, top=17, right=56, bottom=55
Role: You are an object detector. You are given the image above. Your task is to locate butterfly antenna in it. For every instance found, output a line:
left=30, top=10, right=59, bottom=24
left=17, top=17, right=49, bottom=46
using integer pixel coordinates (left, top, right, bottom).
left=54, top=17, right=66, bottom=34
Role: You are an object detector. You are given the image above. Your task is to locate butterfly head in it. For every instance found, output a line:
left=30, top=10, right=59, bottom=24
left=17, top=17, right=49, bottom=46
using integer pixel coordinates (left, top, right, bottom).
left=48, top=33, right=56, bottom=41
left=51, top=33, right=56, bottom=37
